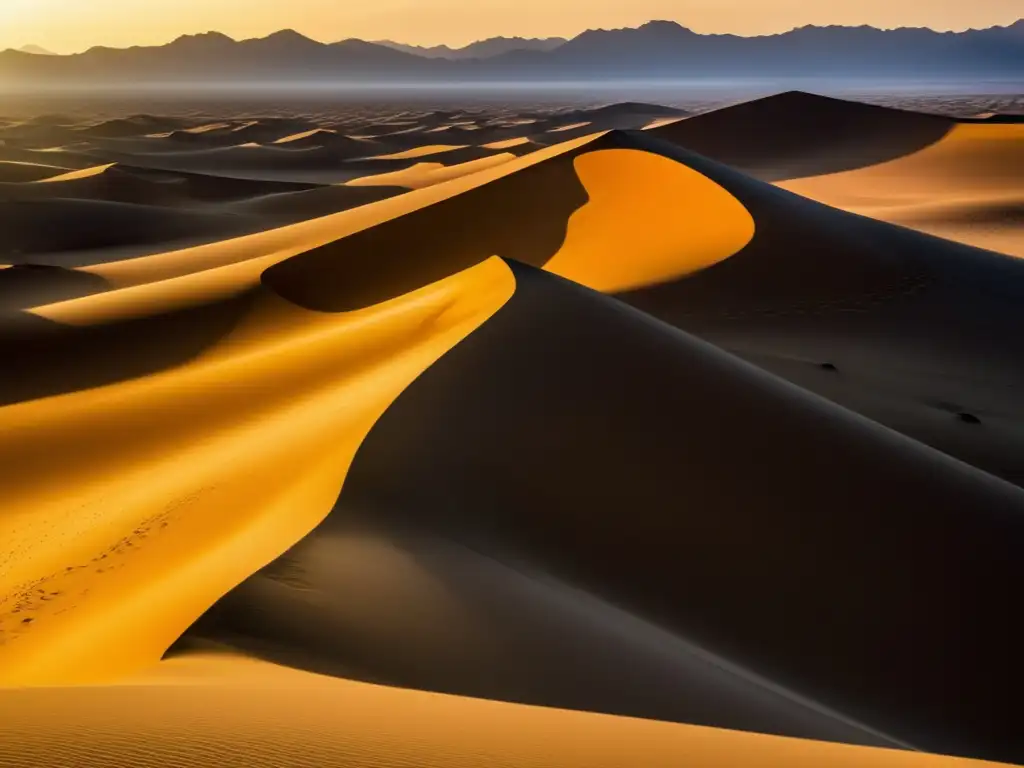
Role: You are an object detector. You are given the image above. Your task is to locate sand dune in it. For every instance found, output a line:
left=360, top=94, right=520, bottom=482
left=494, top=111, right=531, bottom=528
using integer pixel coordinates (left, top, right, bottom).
left=0, top=257, right=513, bottom=684
left=191, top=257, right=1024, bottom=762
left=2, top=163, right=320, bottom=208
left=0, top=160, right=73, bottom=182
left=76, top=116, right=187, bottom=139
left=0, top=263, right=108, bottom=310
left=605, top=130, right=1024, bottom=489
left=0, top=144, right=106, bottom=171
left=0, top=198, right=256, bottom=264
left=271, top=129, right=379, bottom=151
left=356, top=143, right=492, bottom=162
left=780, top=122, right=1024, bottom=255
left=649, top=91, right=952, bottom=181
left=1, top=92, right=1022, bottom=768
left=253, top=125, right=1024, bottom=491
left=345, top=153, right=518, bottom=189
left=91, top=144, right=373, bottom=183
left=483, top=136, right=540, bottom=150
left=229, top=183, right=405, bottom=220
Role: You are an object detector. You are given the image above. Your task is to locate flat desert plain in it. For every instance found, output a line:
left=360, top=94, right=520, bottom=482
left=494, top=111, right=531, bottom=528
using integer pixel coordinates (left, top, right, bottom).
left=0, top=90, right=1022, bottom=767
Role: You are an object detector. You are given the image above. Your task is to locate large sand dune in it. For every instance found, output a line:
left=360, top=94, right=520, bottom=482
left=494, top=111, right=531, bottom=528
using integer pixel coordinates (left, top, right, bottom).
left=187, top=258, right=1024, bottom=761
left=647, top=91, right=954, bottom=181
left=1, top=92, right=1022, bottom=767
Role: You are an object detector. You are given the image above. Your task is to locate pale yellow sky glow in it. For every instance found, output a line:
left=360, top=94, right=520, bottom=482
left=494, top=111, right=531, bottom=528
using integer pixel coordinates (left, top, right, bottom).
left=1, top=0, right=1020, bottom=53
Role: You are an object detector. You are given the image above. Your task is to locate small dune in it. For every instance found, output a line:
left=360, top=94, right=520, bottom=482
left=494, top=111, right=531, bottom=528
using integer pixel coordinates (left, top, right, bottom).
left=0, top=160, right=74, bottom=183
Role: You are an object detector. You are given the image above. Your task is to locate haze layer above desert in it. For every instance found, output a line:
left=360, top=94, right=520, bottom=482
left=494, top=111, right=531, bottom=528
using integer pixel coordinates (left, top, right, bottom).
left=0, top=63, right=1023, bottom=768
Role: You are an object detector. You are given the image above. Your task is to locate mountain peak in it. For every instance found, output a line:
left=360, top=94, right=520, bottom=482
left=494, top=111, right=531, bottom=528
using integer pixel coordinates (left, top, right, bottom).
left=171, top=31, right=236, bottom=46
left=17, top=44, right=57, bottom=56
left=572, top=19, right=694, bottom=43
left=260, top=29, right=318, bottom=44
left=638, top=20, right=692, bottom=33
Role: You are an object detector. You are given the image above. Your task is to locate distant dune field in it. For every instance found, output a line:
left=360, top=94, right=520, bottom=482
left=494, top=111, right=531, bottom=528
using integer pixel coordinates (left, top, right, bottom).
left=1, top=92, right=1022, bottom=768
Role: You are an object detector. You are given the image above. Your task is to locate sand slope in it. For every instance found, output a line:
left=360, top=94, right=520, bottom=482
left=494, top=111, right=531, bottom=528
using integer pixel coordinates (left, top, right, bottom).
left=0, top=257, right=513, bottom=684
left=647, top=91, right=953, bottom=181
left=780, top=122, right=1024, bottom=256
left=608, top=130, right=1024, bottom=489
left=0, top=655, right=1003, bottom=768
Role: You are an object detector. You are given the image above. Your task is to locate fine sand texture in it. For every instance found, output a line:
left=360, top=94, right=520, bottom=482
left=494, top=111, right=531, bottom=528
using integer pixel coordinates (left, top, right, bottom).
left=0, top=654, right=1006, bottom=768
left=1, top=92, right=1022, bottom=768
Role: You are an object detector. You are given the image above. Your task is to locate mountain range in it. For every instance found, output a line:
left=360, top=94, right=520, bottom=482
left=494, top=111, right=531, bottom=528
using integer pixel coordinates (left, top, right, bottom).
left=2, top=20, right=1021, bottom=86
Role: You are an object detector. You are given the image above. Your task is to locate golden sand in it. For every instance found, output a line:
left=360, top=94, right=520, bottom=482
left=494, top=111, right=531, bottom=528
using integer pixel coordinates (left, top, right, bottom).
left=545, top=148, right=755, bottom=291
left=781, top=123, right=1024, bottom=256
left=0, top=259, right=514, bottom=684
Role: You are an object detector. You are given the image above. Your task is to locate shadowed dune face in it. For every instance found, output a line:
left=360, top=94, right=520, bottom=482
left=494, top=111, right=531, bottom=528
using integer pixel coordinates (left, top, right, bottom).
left=174, top=520, right=903, bottom=750
left=345, top=154, right=518, bottom=190
left=11, top=163, right=326, bottom=207
left=649, top=91, right=953, bottom=182
left=0, top=264, right=109, bottom=310
left=184, top=261, right=1024, bottom=763
left=0, top=198, right=258, bottom=264
left=261, top=140, right=596, bottom=311
left=609, top=131, right=1024, bottom=489
left=263, top=135, right=753, bottom=310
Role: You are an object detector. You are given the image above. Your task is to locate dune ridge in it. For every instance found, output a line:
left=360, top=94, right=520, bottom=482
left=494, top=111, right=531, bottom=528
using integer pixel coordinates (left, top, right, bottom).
left=0, top=257, right=514, bottom=684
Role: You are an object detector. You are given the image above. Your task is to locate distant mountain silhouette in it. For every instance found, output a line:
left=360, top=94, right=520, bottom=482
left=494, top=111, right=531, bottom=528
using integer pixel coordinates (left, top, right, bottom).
left=16, top=45, right=56, bottom=56
left=478, top=20, right=1024, bottom=79
left=0, top=20, right=1020, bottom=86
left=375, top=36, right=567, bottom=59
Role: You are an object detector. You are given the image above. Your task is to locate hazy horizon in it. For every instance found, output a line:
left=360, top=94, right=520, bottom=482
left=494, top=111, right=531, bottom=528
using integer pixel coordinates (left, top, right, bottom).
left=1, top=0, right=1020, bottom=54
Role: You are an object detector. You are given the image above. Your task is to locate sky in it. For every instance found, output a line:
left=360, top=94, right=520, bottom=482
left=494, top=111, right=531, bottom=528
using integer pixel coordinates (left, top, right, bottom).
left=1, top=0, right=1021, bottom=53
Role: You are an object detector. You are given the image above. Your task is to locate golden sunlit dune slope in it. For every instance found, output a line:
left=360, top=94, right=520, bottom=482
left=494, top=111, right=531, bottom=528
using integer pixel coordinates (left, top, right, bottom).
left=780, top=122, right=1024, bottom=256
left=0, top=654, right=1006, bottom=768
left=0, top=256, right=513, bottom=684
left=1, top=95, right=1022, bottom=768
left=0, top=160, right=74, bottom=182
